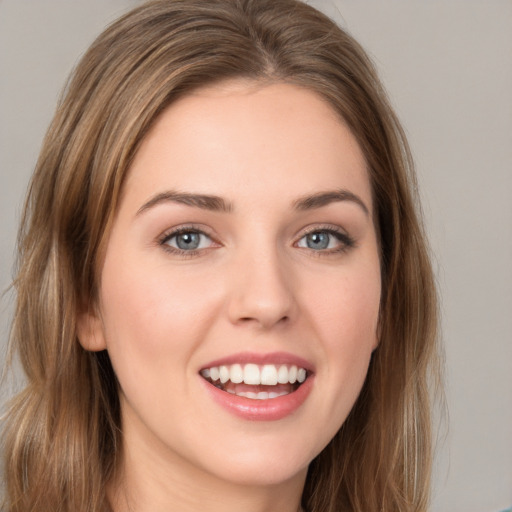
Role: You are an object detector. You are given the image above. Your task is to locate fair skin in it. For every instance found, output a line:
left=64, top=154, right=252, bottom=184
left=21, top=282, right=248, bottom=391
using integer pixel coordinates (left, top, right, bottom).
left=78, top=80, right=381, bottom=512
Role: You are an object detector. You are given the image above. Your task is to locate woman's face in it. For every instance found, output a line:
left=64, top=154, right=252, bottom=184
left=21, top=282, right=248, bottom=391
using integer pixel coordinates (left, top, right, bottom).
left=79, top=81, right=381, bottom=489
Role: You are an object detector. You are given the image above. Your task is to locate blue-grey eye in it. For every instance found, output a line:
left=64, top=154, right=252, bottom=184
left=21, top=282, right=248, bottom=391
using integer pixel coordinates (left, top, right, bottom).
left=165, top=231, right=211, bottom=251
left=306, top=232, right=329, bottom=250
left=176, top=232, right=200, bottom=250
left=297, top=230, right=344, bottom=251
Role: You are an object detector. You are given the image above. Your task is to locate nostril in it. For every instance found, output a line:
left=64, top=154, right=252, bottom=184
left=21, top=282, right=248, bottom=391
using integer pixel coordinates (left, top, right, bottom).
left=237, top=314, right=290, bottom=327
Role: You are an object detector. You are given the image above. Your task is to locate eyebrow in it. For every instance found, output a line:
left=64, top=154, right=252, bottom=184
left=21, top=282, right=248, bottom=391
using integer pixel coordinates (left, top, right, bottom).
left=136, top=188, right=369, bottom=217
left=293, top=189, right=369, bottom=216
left=136, top=191, right=233, bottom=215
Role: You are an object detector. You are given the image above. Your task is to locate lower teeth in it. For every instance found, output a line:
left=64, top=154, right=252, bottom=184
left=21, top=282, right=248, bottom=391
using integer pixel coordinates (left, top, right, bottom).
left=211, top=381, right=297, bottom=399
left=235, top=390, right=289, bottom=399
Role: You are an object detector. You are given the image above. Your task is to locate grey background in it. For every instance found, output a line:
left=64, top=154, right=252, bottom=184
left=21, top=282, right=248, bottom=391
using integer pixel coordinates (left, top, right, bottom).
left=1, top=1, right=511, bottom=510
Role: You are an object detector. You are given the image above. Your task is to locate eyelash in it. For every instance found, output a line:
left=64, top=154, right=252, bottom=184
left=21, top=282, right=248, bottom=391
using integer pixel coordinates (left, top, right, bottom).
left=295, top=225, right=356, bottom=255
left=158, top=224, right=356, bottom=257
left=158, top=225, right=217, bottom=258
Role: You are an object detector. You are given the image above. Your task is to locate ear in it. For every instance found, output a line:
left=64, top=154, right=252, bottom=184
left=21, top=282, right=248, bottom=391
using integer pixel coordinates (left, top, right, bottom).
left=77, top=304, right=107, bottom=352
left=371, top=334, right=380, bottom=352
left=373, top=314, right=383, bottom=351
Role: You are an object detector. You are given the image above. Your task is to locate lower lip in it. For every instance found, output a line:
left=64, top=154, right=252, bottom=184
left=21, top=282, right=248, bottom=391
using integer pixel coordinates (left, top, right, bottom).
left=201, top=376, right=314, bottom=421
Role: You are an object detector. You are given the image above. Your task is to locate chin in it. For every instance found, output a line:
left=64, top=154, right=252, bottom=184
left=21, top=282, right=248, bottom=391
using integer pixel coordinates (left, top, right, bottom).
left=191, top=433, right=323, bottom=488
left=209, top=457, right=310, bottom=488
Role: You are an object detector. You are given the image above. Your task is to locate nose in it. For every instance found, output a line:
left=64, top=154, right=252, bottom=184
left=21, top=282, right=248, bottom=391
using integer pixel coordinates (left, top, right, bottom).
left=227, top=248, right=296, bottom=330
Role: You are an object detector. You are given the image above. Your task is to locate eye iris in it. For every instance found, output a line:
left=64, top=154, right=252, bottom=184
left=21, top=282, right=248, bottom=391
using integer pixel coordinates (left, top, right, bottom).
left=176, top=232, right=200, bottom=250
left=307, top=232, right=330, bottom=250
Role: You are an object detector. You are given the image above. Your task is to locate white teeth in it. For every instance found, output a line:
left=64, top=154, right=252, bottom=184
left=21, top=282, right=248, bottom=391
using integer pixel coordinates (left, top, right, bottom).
left=243, top=364, right=260, bottom=385
left=219, top=365, right=229, bottom=384
left=277, top=365, right=289, bottom=384
left=209, top=367, right=220, bottom=381
left=230, top=363, right=244, bottom=383
left=235, top=390, right=290, bottom=399
left=201, top=363, right=308, bottom=386
left=260, top=364, right=278, bottom=385
left=238, top=391, right=258, bottom=399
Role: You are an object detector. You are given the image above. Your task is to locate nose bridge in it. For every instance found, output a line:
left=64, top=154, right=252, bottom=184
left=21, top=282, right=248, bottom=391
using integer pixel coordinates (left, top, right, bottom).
left=227, top=236, right=296, bottom=329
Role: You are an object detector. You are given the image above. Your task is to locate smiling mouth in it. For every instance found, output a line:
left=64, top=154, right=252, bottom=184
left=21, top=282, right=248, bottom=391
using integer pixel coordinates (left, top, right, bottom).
left=200, top=363, right=308, bottom=399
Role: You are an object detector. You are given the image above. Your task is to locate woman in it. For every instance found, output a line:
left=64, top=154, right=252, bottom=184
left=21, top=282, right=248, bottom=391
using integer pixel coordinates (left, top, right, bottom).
left=2, top=0, right=440, bottom=511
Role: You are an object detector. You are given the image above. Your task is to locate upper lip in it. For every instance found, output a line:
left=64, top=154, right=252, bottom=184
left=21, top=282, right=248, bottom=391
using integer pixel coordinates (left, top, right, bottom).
left=199, top=351, right=314, bottom=373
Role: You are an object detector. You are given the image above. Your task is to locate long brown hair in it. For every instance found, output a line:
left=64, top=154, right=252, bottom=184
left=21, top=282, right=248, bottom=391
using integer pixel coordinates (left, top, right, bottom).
left=2, top=1, right=441, bottom=510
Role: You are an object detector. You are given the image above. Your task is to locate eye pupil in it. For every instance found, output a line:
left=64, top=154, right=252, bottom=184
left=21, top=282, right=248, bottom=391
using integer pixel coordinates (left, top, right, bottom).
left=307, top=232, right=329, bottom=250
left=176, top=232, right=200, bottom=250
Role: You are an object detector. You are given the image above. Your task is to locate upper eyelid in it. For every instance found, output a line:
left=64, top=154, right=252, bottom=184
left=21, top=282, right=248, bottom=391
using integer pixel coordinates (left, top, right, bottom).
left=159, top=224, right=216, bottom=241
left=162, top=229, right=211, bottom=243
left=294, top=224, right=356, bottom=249
left=156, top=223, right=354, bottom=248
left=295, top=223, right=350, bottom=238
left=158, top=226, right=219, bottom=256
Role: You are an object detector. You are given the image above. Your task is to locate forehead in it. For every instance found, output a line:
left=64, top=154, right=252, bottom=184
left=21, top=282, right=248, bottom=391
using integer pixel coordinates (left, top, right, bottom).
left=123, top=80, right=372, bottom=213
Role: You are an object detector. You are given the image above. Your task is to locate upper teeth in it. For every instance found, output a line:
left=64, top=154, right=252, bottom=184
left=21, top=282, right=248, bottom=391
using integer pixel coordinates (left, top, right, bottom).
left=201, top=363, right=307, bottom=386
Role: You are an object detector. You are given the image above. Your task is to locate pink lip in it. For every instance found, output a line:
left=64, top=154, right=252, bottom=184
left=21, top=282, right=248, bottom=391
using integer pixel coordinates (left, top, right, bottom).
left=199, top=351, right=315, bottom=421
left=200, top=351, right=314, bottom=372
left=200, top=375, right=314, bottom=421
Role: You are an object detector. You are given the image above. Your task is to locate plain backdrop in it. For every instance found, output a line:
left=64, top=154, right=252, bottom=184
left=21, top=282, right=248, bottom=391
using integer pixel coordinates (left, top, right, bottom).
left=1, top=1, right=511, bottom=510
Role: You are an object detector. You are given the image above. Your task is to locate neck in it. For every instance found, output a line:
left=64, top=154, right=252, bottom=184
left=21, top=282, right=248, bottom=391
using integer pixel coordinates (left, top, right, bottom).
left=108, top=417, right=307, bottom=512
left=109, top=463, right=306, bottom=512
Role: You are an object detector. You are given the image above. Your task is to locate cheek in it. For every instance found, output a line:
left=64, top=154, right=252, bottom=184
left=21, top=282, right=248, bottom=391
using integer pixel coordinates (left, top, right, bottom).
left=307, top=263, right=380, bottom=402
left=286, top=263, right=380, bottom=457
left=97, top=252, right=223, bottom=384
left=312, top=265, right=381, bottom=346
